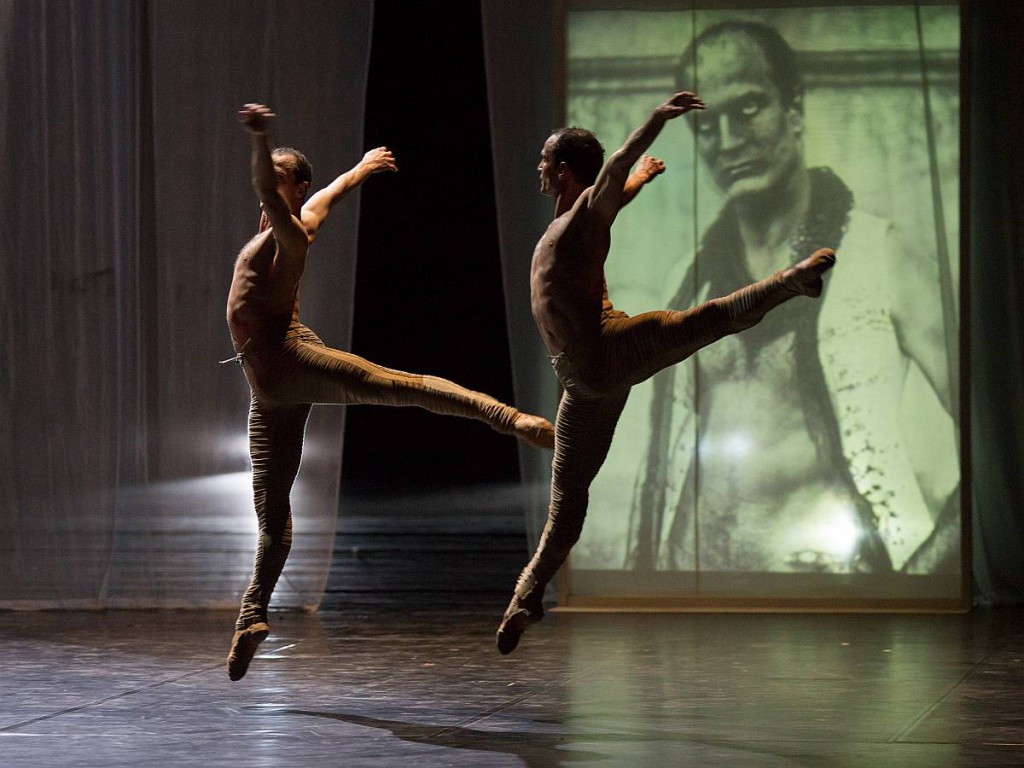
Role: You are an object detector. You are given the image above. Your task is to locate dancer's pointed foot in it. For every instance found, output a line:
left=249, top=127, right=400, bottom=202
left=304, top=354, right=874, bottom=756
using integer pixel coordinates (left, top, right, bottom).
left=227, top=622, right=270, bottom=681
left=782, top=248, right=836, bottom=297
left=512, top=413, right=555, bottom=450
left=496, top=591, right=544, bottom=655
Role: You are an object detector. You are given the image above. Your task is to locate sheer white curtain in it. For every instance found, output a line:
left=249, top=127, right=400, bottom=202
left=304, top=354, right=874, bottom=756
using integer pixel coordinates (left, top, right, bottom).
left=481, top=0, right=562, bottom=574
left=0, top=0, right=373, bottom=609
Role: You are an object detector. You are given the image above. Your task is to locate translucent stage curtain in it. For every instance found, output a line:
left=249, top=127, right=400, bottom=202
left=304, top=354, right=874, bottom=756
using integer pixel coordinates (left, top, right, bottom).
left=0, top=0, right=373, bottom=608
left=481, top=0, right=562, bottom=567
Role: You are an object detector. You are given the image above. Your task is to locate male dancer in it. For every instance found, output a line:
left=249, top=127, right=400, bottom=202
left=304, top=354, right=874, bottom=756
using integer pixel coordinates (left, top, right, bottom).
left=226, top=104, right=554, bottom=680
left=496, top=91, right=835, bottom=653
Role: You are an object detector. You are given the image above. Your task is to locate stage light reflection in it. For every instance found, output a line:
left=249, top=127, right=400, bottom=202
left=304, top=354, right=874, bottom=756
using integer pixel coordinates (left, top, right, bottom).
left=721, top=431, right=752, bottom=459
left=783, top=498, right=863, bottom=572
left=117, top=471, right=258, bottom=535
left=221, top=431, right=253, bottom=463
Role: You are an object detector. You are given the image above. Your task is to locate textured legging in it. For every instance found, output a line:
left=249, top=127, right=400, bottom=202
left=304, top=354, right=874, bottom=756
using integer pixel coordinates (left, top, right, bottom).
left=234, top=321, right=527, bottom=630
left=512, top=271, right=799, bottom=601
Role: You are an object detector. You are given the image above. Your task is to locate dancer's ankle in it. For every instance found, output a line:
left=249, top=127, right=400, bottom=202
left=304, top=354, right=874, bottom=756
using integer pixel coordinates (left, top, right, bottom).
left=511, top=413, right=555, bottom=450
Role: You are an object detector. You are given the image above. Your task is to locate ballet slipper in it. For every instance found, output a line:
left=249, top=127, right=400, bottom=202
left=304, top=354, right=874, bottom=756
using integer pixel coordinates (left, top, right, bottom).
left=496, top=591, right=545, bottom=655
left=781, top=247, right=836, bottom=297
left=227, top=622, right=270, bottom=681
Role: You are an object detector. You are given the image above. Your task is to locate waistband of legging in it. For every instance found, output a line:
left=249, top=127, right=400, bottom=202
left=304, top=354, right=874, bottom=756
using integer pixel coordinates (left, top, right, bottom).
left=219, top=337, right=256, bottom=366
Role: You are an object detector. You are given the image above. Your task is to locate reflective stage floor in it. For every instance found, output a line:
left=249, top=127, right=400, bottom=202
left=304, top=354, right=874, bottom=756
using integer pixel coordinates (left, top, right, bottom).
left=0, top=600, right=1022, bottom=767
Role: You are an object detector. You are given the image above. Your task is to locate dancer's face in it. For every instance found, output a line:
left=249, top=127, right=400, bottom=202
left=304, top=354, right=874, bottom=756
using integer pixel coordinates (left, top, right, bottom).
left=538, top=135, right=561, bottom=197
left=686, top=33, right=803, bottom=201
left=265, top=158, right=309, bottom=217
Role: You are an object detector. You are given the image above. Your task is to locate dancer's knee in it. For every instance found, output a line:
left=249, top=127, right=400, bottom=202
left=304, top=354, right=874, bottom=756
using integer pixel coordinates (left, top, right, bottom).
left=254, top=496, right=292, bottom=539
left=546, top=495, right=588, bottom=552
left=259, top=530, right=292, bottom=552
left=549, top=528, right=582, bottom=559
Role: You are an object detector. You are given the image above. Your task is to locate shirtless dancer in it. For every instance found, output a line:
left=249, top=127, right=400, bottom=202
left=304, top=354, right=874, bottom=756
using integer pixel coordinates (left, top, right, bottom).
left=496, top=91, right=836, bottom=653
left=225, top=104, right=554, bottom=680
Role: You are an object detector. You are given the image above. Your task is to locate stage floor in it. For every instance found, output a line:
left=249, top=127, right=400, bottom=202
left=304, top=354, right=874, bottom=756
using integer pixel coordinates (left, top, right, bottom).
left=0, top=600, right=1021, bottom=767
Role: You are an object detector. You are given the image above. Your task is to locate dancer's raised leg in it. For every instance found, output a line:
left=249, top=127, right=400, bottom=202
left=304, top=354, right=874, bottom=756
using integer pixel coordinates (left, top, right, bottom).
left=586, top=248, right=836, bottom=391
left=262, top=326, right=554, bottom=449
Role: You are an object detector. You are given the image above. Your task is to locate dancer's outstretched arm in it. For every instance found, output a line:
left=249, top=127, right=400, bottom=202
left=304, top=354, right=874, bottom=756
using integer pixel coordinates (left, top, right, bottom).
left=302, top=147, right=397, bottom=243
left=239, top=103, right=308, bottom=261
left=588, top=91, right=704, bottom=226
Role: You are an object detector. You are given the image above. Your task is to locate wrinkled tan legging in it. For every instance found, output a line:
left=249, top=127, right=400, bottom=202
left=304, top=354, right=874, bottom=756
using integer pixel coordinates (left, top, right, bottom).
left=511, top=271, right=801, bottom=605
left=232, top=320, right=526, bottom=630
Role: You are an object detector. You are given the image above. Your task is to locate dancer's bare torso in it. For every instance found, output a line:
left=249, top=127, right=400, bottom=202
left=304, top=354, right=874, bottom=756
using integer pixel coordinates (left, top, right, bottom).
left=226, top=227, right=305, bottom=349
left=530, top=190, right=610, bottom=356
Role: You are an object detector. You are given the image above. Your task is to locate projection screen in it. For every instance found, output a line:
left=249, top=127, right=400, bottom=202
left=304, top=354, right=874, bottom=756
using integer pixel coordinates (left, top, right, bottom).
left=562, top=1, right=964, bottom=607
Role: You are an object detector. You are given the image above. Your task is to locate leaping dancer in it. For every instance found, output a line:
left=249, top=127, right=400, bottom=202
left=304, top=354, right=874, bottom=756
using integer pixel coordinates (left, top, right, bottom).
left=497, top=91, right=835, bottom=653
left=225, top=104, right=554, bottom=680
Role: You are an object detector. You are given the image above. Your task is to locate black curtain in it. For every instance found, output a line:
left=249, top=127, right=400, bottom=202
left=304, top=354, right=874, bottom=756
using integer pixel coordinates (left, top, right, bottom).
left=968, top=0, right=1024, bottom=605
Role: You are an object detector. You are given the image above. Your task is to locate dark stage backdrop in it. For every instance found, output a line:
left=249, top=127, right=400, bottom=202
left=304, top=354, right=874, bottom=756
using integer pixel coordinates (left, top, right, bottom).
left=343, top=0, right=521, bottom=494
left=0, top=0, right=372, bottom=608
left=967, top=0, right=1024, bottom=605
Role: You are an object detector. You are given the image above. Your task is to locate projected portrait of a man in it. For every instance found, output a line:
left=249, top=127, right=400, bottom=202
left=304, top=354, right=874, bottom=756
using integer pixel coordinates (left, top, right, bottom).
left=629, top=19, right=958, bottom=579
left=563, top=7, right=961, bottom=598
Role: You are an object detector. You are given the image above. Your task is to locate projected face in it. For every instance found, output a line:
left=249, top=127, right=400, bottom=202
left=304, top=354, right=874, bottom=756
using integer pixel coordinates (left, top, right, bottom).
left=686, top=33, right=803, bottom=201
left=538, top=134, right=559, bottom=196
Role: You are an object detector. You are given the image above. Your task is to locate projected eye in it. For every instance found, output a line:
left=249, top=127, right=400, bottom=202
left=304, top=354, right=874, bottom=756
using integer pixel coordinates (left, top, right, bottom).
left=738, top=97, right=766, bottom=119
left=695, top=115, right=716, bottom=136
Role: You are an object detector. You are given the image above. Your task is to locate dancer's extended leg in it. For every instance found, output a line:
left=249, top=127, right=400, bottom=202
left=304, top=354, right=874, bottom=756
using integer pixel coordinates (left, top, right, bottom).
left=228, top=395, right=311, bottom=681
left=497, top=381, right=628, bottom=654
left=584, top=248, right=836, bottom=391
left=259, top=325, right=553, bottom=449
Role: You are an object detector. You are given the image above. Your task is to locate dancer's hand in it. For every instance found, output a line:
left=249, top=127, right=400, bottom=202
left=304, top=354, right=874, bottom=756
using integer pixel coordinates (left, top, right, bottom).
left=656, top=91, right=705, bottom=120
left=635, top=155, right=666, bottom=183
left=359, top=146, right=398, bottom=174
left=238, top=103, right=276, bottom=134
left=621, top=155, right=666, bottom=206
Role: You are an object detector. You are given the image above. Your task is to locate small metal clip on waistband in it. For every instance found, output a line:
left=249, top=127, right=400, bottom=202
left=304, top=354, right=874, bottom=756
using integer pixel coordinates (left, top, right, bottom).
left=219, top=338, right=252, bottom=366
